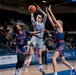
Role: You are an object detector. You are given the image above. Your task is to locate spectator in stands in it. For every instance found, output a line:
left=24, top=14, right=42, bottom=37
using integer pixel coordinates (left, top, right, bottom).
left=7, top=51, right=11, bottom=55
left=0, top=30, right=7, bottom=44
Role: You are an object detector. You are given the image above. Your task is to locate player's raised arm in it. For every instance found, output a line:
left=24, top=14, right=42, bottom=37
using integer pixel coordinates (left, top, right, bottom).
left=48, top=5, right=62, bottom=29
left=28, top=5, right=36, bottom=26
left=36, top=5, right=47, bottom=24
left=46, top=6, right=55, bottom=29
left=31, top=13, right=35, bottom=26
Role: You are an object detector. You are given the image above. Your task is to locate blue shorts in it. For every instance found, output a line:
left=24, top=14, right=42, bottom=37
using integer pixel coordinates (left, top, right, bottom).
left=56, top=42, right=66, bottom=57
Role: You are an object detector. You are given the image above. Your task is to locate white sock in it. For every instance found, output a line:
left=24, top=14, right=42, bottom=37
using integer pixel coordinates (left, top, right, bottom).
left=15, top=69, right=18, bottom=71
left=15, top=69, right=19, bottom=74
left=39, top=64, right=43, bottom=69
left=71, top=67, right=74, bottom=70
left=18, top=68, right=20, bottom=71
left=54, top=72, right=57, bottom=75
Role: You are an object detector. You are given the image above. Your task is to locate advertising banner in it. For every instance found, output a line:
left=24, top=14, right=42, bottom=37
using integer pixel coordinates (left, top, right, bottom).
left=0, top=55, right=17, bottom=65
left=0, top=50, right=76, bottom=68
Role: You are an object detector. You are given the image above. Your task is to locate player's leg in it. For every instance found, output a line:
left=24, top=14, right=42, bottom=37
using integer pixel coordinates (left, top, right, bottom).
left=22, top=45, right=34, bottom=70
left=60, top=54, right=75, bottom=74
left=22, top=50, right=29, bottom=70
left=29, top=44, right=34, bottom=56
left=38, top=48, right=46, bottom=74
left=42, top=51, right=44, bottom=64
left=15, top=53, right=25, bottom=75
left=22, top=55, right=28, bottom=70
left=26, top=56, right=32, bottom=70
left=58, top=44, right=76, bottom=74
left=37, top=39, right=45, bottom=74
left=37, top=48, right=43, bottom=67
left=15, top=53, right=20, bottom=75
left=23, top=57, right=29, bottom=71
left=52, top=51, right=60, bottom=75
left=24, top=55, right=32, bottom=70
left=37, top=40, right=43, bottom=68
left=26, top=45, right=34, bottom=68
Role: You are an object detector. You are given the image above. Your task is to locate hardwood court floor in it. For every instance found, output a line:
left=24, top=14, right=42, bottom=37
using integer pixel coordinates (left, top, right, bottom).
left=0, top=60, right=76, bottom=75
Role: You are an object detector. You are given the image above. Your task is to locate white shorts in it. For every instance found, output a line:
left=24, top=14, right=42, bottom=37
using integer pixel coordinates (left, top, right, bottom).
left=30, top=35, right=43, bottom=49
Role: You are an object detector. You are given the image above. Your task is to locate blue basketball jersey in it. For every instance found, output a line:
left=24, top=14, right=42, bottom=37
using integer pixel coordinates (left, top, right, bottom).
left=54, top=29, right=64, bottom=43
left=16, top=30, right=29, bottom=46
left=15, top=30, right=30, bottom=54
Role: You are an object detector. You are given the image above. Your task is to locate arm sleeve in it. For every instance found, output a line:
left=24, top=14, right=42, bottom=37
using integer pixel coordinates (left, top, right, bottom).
left=40, top=9, right=47, bottom=24
left=31, top=13, right=36, bottom=26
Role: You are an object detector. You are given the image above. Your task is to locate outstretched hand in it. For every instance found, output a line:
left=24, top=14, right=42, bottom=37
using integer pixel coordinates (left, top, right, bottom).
left=34, top=3, right=41, bottom=11
left=36, top=5, right=41, bottom=10
left=48, top=5, right=51, bottom=11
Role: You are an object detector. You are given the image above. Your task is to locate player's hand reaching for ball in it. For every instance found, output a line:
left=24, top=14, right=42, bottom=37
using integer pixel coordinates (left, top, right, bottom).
left=34, top=3, right=41, bottom=11
left=36, top=5, right=41, bottom=11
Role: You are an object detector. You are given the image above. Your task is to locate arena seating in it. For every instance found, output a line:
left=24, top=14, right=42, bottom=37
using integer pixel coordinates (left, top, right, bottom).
left=0, top=42, right=16, bottom=55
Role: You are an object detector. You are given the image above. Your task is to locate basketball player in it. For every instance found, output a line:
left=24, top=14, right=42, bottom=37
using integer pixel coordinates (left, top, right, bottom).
left=46, top=5, right=75, bottom=75
left=6, top=24, right=44, bottom=75
left=30, top=4, right=47, bottom=74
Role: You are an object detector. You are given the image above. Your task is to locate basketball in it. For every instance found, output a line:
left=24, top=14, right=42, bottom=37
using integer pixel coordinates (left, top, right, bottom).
left=28, top=5, right=36, bottom=13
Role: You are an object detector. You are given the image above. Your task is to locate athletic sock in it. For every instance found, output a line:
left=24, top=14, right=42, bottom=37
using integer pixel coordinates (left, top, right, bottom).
left=39, top=64, right=43, bottom=69
left=54, top=72, right=57, bottom=75
left=70, top=67, right=75, bottom=74
left=18, top=68, right=20, bottom=72
left=71, top=67, right=74, bottom=70
left=25, top=67, right=28, bottom=72
left=39, top=64, right=45, bottom=74
left=15, top=69, right=19, bottom=75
